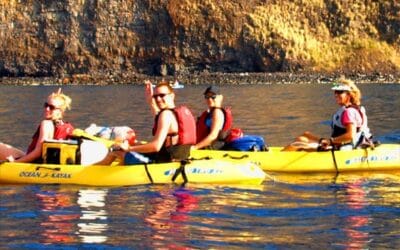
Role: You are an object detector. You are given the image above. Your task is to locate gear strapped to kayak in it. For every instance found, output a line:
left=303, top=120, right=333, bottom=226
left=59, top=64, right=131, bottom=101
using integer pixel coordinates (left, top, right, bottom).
left=172, top=160, right=189, bottom=186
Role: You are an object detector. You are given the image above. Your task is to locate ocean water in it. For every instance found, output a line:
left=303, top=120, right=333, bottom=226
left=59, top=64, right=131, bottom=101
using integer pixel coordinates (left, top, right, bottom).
left=0, top=83, right=399, bottom=249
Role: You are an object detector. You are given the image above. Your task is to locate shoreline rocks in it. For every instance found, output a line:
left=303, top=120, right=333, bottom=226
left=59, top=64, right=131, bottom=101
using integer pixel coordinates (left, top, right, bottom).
left=0, top=72, right=399, bottom=86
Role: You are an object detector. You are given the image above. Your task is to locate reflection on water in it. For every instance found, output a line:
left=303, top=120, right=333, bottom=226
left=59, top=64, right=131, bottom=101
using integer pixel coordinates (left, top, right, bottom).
left=335, top=179, right=371, bottom=250
left=35, top=188, right=80, bottom=244
left=143, top=187, right=200, bottom=249
left=35, top=187, right=110, bottom=245
left=1, top=175, right=400, bottom=248
left=77, top=189, right=109, bottom=244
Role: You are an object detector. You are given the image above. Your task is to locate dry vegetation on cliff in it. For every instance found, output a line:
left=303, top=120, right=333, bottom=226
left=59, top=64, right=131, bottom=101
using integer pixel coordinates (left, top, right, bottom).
left=244, top=0, right=399, bottom=73
left=0, top=0, right=399, bottom=83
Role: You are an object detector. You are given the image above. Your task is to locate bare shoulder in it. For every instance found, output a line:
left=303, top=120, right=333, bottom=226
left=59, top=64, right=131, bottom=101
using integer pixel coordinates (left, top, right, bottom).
left=158, top=109, right=176, bottom=122
left=40, top=120, right=55, bottom=129
left=213, top=108, right=225, bottom=118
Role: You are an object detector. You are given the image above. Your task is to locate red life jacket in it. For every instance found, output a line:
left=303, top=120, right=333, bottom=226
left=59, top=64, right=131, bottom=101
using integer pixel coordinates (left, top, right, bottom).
left=196, top=107, right=233, bottom=143
left=152, top=106, right=197, bottom=145
left=27, top=120, right=75, bottom=153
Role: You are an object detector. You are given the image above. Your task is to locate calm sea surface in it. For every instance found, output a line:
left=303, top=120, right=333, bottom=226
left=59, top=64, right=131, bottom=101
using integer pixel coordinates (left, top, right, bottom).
left=0, top=83, right=399, bottom=249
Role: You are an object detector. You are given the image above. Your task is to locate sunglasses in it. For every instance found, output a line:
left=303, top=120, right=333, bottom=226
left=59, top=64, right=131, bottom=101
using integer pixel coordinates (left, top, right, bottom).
left=204, top=95, right=217, bottom=99
left=44, top=102, right=59, bottom=111
left=152, top=93, right=170, bottom=99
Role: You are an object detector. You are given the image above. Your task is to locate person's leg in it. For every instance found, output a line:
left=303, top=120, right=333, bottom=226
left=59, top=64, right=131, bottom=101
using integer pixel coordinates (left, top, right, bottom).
left=95, top=151, right=125, bottom=165
left=302, top=131, right=320, bottom=142
left=0, top=142, right=25, bottom=160
left=282, top=132, right=320, bottom=151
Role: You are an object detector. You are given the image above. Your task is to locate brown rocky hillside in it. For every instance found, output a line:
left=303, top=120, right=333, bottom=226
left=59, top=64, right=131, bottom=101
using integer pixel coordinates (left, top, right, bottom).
left=0, top=0, right=399, bottom=80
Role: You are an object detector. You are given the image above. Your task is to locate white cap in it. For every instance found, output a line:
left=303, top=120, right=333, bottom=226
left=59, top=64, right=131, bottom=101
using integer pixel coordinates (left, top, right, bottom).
left=331, top=83, right=352, bottom=91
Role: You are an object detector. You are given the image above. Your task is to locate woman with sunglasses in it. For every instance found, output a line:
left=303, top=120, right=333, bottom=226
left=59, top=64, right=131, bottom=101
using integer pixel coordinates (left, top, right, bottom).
left=283, top=77, right=372, bottom=151
left=97, top=80, right=196, bottom=165
left=193, top=86, right=233, bottom=150
left=0, top=88, right=74, bottom=163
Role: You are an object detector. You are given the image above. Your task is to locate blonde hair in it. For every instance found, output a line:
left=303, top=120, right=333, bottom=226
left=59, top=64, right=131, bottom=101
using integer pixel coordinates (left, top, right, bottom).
left=155, top=81, right=174, bottom=94
left=48, top=88, right=72, bottom=111
left=337, top=76, right=361, bottom=106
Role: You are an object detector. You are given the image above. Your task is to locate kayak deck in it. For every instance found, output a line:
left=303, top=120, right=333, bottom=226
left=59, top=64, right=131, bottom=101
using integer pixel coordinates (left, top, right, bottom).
left=190, top=144, right=400, bottom=173
left=0, top=158, right=266, bottom=186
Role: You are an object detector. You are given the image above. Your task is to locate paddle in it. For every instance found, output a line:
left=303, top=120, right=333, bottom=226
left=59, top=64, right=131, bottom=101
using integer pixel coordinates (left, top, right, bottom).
left=79, top=140, right=110, bottom=165
left=72, top=129, right=115, bottom=147
left=72, top=129, right=150, bottom=165
left=72, top=129, right=148, bottom=147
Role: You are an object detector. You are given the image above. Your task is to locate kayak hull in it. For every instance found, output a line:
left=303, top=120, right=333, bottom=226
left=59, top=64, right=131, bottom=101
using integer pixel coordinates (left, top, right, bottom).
left=190, top=144, right=400, bottom=173
left=0, top=159, right=265, bottom=186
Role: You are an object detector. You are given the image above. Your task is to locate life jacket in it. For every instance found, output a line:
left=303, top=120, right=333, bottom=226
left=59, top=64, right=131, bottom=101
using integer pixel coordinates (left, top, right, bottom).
left=331, top=105, right=371, bottom=148
left=27, top=120, right=75, bottom=154
left=196, top=107, right=233, bottom=143
left=173, top=106, right=197, bottom=145
left=151, top=106, right=196, bottom=162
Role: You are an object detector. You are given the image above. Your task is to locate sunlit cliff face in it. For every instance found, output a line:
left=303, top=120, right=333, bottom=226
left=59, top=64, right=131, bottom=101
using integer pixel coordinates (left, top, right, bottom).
left=0, top=0, right=398, bottom=77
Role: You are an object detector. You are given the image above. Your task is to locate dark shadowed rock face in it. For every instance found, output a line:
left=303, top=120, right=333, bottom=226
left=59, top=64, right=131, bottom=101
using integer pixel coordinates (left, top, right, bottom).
left=0, top=0, right=399, bottom=79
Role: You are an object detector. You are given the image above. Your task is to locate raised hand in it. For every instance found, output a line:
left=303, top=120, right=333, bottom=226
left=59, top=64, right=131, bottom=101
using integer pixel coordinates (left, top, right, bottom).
left=144, top=80, right=160, bottom=115
left=144, top=80, right=154, bottom=104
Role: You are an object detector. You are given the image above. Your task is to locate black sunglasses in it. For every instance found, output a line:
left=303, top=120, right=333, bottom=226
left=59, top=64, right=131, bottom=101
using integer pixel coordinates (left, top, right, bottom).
left=44, top=102, right=58, bottom=111
left=334, top=90, right=347, bottom=95
left=152, top=93, right=170, bottom=99
left=204, top=95, right=217, bottom=99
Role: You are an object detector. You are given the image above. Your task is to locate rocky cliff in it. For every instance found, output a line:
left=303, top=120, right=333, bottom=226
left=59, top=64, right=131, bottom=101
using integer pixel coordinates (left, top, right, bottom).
left=0, top=0, right=399, bottom=80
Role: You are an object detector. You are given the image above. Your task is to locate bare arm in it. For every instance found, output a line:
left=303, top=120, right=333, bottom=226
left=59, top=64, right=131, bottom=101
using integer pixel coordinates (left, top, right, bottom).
left=127, top=110, right=175, bottom=153
left=14, top=120, right=54, bottom=163
left=144, top=80, right=160, bottom=116
left=194, top=109, right=224, bottom=149
left=330, top=123, right=355, bottom=145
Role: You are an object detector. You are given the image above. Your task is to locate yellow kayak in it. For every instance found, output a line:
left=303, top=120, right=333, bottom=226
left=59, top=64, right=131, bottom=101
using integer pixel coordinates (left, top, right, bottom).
left=0, top=158, right=266, bottom=186
left=190, top=144, right=400, bottom=173
left=0, top=131, right=266, bottom=186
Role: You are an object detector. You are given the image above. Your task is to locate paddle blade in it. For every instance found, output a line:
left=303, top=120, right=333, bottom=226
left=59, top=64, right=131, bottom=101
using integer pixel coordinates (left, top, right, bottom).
left=80, top=140, right=109, bottom=166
